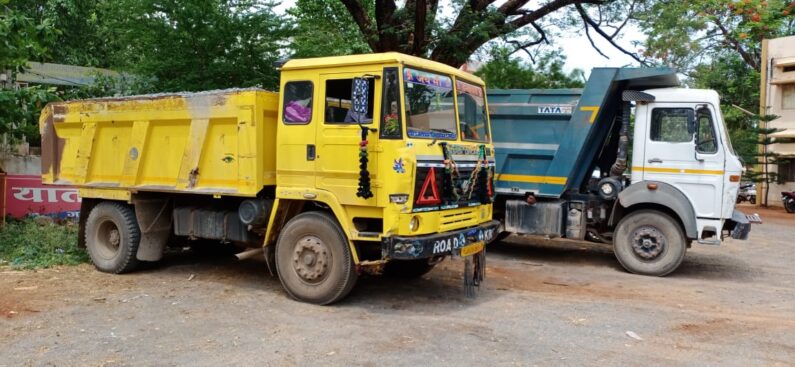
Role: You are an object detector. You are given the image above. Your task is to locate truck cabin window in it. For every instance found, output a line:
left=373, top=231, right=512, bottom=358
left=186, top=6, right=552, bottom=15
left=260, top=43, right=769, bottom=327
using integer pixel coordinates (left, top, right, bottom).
left=456, top=79, right=489, bottom=142
left=403, top=68, right=457, bottom=140
left=381, top=68, right=401, bottom=138
left=650, top=108, right=694, bottom=143
left=324, top=78, right=374, bottom=124
left=283, top=81, right=313, bottom=124
left=696, top=109, right=718, bottom=154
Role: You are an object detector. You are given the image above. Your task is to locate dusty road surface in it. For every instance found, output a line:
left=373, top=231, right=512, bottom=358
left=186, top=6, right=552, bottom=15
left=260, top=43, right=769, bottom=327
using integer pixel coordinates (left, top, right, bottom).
left=2, top=205, right=793, bottom=366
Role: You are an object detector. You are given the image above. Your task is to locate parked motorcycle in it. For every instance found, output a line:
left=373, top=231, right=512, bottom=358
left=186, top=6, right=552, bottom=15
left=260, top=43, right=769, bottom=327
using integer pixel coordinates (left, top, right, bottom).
left=737, top=183, right=757, bottom=204
left=783, top=191, right=795, bottom=213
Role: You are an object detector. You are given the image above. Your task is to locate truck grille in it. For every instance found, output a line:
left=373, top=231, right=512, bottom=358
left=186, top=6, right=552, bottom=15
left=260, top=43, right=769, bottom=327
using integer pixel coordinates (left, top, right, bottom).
left=413, top=160, right=493, bottom=212
left=440, top=208, right=479, bottom=232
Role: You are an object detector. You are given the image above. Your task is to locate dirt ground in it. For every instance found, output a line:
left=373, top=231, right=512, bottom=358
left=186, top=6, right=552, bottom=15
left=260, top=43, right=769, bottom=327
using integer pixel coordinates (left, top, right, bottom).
left=1, top=205, right=793, bottom=366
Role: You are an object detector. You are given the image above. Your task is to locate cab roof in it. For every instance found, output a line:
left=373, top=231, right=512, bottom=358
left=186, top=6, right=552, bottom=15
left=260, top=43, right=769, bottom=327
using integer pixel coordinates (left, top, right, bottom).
left=281, top=52, right=486, bottom=86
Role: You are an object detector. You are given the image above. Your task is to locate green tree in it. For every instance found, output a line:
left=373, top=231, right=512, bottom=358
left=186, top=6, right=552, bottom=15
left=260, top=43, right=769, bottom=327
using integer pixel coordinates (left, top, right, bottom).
left=637, top=0, right=795, bottom=70
left=288, top=0, right=371, bottom=58
left=745, top=114, right=782, bottom=206
left=100, top=0, right=290, bottom=92
left=0, top=86, right=60, bottom=145
left=475, top=47, right=585, bottom=89
left=0, top=3, right=54, bottom=71
left=6, top=0, right=116, bottom=68
left=0, top=4, right=57, bottom=144
left=336, top=0, right=643, bottom=67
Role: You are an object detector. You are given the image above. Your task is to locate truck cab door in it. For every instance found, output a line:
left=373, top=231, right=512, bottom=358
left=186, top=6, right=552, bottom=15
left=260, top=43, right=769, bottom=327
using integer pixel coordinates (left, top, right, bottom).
left=640, top=104, right=725, bottom=219
left=315, top=72, right=380, bottom=205
left=277, top=80, right=318, bottom=189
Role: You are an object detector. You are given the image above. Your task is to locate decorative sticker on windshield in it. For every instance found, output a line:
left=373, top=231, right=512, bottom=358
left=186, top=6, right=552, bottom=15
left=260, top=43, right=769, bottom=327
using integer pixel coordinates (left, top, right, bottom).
left=404, top=68, right=453, bottom=89
left=407, top=130, right=457, bottom=139
left=455, top=80, right=483, bottom=97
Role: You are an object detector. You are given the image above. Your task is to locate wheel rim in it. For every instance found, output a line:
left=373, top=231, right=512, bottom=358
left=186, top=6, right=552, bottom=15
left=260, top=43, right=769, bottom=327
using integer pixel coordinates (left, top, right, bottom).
left=291, top=235, right=331, bottom=284
left=630, top=225, right=666, bottom=261
left=95, top=218, right=121, bottom=260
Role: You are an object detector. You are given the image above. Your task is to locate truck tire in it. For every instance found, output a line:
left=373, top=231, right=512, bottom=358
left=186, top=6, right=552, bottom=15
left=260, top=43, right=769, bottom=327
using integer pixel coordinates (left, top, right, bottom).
left=84, top=201, right=141, bottom=274
left=383, top=259, right=436, bottom=278
left=275, top=211, right=358, bottom=305
left=613, top=210, right=686, bottom=276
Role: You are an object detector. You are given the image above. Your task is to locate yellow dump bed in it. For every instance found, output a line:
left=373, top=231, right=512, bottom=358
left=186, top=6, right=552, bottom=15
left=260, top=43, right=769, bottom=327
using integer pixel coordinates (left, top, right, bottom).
left=40, top=89, right=279, bottom=197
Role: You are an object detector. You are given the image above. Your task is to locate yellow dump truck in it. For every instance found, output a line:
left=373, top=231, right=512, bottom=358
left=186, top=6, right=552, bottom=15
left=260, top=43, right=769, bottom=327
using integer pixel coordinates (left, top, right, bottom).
left=39, top=53, right=499, bottom=304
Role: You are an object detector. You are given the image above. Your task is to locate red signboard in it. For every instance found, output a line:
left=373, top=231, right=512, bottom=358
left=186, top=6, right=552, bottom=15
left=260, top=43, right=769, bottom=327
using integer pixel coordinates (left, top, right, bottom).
left=3, top=174, right=80, bottom=219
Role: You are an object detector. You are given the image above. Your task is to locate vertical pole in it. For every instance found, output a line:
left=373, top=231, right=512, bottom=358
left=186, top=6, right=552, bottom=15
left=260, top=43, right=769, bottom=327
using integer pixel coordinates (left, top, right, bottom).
left=758, top=39, right=769, bottom=207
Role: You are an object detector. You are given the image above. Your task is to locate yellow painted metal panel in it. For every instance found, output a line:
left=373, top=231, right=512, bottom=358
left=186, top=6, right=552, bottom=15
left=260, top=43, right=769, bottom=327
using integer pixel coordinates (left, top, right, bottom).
left=498, top=173, right=568, bottom=185
left=40, top=89, right=279, bottom=197
left=78, top=187, right=131, bottom=201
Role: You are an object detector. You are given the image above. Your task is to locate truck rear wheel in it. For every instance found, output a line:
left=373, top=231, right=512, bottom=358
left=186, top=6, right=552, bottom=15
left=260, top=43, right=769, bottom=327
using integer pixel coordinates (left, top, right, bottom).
left=613, top=210, right=686, bottom=276
left=85, top=201, right=141, bottom=274
left=275, top=211, right=358, bottom=305
left=383, top=259, right=436, bottom=278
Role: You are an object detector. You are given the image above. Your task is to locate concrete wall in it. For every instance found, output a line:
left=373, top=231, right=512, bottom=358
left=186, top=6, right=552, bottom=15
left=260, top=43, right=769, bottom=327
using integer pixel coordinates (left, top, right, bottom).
left=0, top=153, right=41, bottom=176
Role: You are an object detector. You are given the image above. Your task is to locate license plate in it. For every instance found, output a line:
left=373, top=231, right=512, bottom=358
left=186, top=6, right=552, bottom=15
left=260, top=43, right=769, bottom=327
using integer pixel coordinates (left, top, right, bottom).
left=460, top=241, right=484, bottom=257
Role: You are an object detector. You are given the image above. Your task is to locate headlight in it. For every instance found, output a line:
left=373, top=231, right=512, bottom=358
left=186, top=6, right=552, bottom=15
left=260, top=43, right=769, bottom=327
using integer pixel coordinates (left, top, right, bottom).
left=409, top=216, right=420, bottom=232
left=600, top=182, right=614, bottom=195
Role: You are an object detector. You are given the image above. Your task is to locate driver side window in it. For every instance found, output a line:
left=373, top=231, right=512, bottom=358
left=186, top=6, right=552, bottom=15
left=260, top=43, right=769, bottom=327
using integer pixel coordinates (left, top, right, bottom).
left=696, top=109, right=718, bottom=154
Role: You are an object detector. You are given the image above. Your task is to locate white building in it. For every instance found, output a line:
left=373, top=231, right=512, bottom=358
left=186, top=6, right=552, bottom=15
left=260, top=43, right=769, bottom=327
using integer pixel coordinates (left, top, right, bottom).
left=760, top=35, right=795, bottom=206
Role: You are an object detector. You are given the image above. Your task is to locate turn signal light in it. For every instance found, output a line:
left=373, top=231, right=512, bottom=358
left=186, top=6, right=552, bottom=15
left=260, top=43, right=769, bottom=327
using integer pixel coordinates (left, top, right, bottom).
left=647, top=183, right=658, bottom=190
left=730, top=175, right=741, bottom=182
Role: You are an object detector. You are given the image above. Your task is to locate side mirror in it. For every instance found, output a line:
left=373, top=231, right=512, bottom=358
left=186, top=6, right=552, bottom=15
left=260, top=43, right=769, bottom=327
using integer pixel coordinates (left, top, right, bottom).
left=351, top=78, right=369, bottom=122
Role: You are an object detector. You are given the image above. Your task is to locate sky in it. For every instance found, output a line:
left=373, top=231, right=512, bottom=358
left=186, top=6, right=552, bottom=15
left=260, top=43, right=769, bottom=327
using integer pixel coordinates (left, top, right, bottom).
left=273, top=1, right=645, bottom=74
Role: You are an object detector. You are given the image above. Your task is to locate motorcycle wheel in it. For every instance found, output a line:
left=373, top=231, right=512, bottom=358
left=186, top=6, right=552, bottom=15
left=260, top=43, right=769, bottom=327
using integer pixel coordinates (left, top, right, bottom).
left=785, top=199, right=795, bottom=214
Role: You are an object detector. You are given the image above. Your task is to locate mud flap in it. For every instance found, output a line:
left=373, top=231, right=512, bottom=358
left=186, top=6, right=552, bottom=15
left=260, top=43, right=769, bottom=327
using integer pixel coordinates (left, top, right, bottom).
left=134, top=199, right=172, bottom=261
left=464, top=249, right=486, bottom=298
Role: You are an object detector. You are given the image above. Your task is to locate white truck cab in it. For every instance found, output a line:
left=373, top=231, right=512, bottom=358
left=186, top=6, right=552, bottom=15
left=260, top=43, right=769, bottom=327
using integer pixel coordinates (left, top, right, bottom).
left=632, top=88, right=746, bottom=244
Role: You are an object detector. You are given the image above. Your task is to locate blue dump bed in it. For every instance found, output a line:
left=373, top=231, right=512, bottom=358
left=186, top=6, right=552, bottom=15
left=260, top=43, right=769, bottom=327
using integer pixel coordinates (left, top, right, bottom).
left=489, top=68, right=680, bottom=198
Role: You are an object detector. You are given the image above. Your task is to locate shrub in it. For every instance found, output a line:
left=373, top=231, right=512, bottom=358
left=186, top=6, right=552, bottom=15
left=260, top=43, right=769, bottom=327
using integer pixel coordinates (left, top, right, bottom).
left=0, top=218, right=86, bottom=269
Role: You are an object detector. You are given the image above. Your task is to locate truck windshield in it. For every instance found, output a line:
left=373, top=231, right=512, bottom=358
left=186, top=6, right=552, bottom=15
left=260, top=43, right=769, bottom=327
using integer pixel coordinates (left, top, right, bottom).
left=403, top=68, right=457, bottom=140
left=456, top=79, right=489, bottom=142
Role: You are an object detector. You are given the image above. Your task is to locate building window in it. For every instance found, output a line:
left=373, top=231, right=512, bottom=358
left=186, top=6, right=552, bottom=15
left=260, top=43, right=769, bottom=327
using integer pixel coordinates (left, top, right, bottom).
left=783, top=84, right=795, bottom=110
left=779, top=159, right=795, bottom=183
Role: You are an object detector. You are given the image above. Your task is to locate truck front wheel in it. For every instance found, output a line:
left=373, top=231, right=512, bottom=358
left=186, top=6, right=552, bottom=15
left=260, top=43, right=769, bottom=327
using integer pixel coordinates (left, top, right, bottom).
left=613, top=210, right=686, bottom=276
left=275, top=211, right=358, bottom=305
left=84, top=201, right=141, bottom=274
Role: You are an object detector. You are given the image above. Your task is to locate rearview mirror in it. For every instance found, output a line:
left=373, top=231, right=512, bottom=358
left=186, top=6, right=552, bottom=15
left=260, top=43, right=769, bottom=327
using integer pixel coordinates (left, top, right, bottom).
left=351, top=78, right=369, bottom=122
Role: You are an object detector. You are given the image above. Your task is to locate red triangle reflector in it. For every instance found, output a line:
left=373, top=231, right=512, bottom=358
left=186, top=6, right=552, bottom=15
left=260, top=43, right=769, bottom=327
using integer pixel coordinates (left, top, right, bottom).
left=416, top=167, right=441, bottom=205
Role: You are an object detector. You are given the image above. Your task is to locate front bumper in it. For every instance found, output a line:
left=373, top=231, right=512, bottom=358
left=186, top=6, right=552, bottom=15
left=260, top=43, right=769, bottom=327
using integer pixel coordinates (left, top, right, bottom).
left=383, top=220, right=500, bottom=260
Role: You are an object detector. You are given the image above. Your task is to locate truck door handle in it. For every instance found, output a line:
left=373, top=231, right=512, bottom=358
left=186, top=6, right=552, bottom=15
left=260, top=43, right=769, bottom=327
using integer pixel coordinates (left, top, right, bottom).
left=647, top=158, right=663, bottom=164
left=306, top=144, right=316, bottom=161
